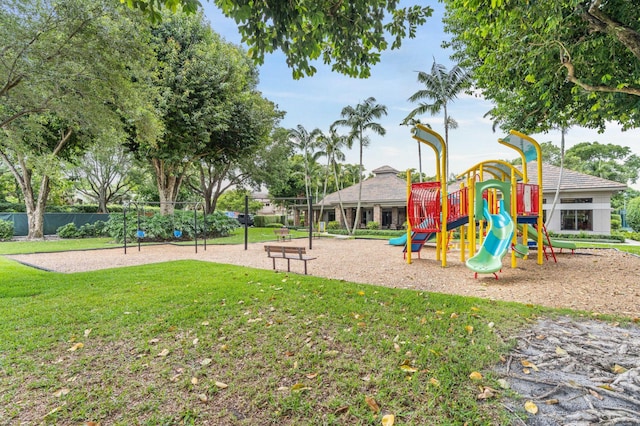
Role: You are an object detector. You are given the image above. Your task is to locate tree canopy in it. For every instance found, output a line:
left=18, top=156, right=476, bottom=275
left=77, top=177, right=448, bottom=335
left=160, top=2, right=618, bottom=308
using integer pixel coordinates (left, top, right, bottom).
left=121, top=0, right=433, bottom=78
left=443, top=0, right=640, bottom=133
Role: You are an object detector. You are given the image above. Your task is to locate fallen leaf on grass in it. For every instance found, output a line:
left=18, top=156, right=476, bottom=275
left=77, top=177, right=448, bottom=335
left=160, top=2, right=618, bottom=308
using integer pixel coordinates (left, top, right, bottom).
left=84, top=329, right=92, bottom=337
left=429, top=377, right=440, bottom=387
left=291, top=383, right=311, bottom=392
left=465, top=325, right=474, bottom=335
left=365, top=396, right=380, bottom=413
left=305, top=372, right=318, bottom=379
left=469, top=371, right=483, bottom=380
left=215, top=381, right=228, bottom=389
left=477, top=387, right=496, bottom=399
left=157, top=349, right=170, bottom=357
left=198, top=393, right=208, bottom=402
left=400, top=364, right=418, bottom=373
left=381, top=413, right=395, bottom=426
left=67, top=342, right=84, bottom=352
left=334, top=405, right=349, bottom=414
left=524, top=400, right=538, bottom=414
left=85, top=422, right=101, bottom=426
left=545, top=399, right=559, bottom=405
left=200, top=358, right=212, bottom=366
left=191, top=377, right=198, bottom=385
left=53, top=388, right=70, bottom=398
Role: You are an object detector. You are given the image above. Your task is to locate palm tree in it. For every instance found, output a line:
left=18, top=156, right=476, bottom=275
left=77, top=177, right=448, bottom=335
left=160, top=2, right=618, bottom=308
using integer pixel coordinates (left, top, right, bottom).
left=289, top=125, right=322, bottom=215
left=333, top=97, right=387, bottom=234
left=317, top=127, right=347, bottom=227
left=404, top=60, right=471, bottom=175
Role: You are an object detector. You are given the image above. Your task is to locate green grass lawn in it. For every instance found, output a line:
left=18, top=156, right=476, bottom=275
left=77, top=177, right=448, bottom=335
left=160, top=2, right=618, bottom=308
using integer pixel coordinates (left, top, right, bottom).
left=0, top=236, right=635, bottom=424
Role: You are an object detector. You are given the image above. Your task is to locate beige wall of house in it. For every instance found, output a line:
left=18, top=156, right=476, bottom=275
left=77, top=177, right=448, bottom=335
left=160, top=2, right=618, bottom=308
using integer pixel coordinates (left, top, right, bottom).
left=542, top=191, right=614, bottom=234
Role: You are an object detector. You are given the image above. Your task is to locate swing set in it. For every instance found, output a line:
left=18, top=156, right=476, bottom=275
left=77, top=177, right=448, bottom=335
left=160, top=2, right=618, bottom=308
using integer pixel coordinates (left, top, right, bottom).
left=123, top=201, right=207, bottom=254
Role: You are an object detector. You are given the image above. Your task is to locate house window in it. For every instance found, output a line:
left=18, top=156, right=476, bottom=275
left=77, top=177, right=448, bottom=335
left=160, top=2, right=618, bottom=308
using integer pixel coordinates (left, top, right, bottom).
left=560, top=198, right=592, bottom=204
left=328, top=211, right=336, bottom=222
left=561, top=209, right=593, bottom=231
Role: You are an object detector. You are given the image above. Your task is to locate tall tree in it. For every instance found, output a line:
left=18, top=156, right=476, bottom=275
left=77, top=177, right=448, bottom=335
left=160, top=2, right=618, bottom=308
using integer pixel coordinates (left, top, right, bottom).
left=69, top=135, right=138, bottom=213
left=316, top=128, right=347, bottom=226
left=403, top=60, right=470, bottom=175
left=564, top=142, right=640, bottom=185
left=184, top=89, right=282, bottom=214
left=143, top=11, right=264, bottom=214
left=443, top=0, right=640, bottom=131
left=288, top=125, right=322, bottom=205
left=334, top=97, right=387, bottom=234
left=123, top=0, right=433, bottom=78
left=0, top=0, right=155, bottom=238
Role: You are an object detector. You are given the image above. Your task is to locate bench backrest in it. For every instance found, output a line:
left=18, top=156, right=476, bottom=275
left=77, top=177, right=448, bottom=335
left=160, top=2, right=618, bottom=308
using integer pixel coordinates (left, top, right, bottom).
left=274, top=228, right=290, bottom=235
left=264, top=245, right=305, bottom=257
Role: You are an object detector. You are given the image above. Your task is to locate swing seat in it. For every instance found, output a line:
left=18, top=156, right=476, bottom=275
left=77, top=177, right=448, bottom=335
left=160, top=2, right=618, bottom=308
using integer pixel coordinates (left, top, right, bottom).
left=136, top=230, right=145, bottom=238
left=174, top=230, right=182, bottom=238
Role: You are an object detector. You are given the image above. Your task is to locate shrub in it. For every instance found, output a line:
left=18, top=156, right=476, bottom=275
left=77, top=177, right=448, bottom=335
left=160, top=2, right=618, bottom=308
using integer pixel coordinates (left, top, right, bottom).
left=265, top=222, right=285, bottom=228
left=627, top=197, right=640, bottom=232
left=366, top=221, right=380, bottom=230
left=105, top=210, right=240, bottom=243
left=0, top=219, right=13, bottom=241
left=327, top=221, right=341, bottom=230
left=57, top=223, right=80, bottom=238
left=254, top=215, right=286, bottom=227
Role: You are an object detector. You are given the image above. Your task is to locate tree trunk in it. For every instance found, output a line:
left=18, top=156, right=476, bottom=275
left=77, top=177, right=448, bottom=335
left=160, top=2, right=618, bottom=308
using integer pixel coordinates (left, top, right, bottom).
left=351, top=134, right=364, bottom=235
left=152, top=158, right=184, bottom=215
left=97, top=187, right=108, bottom=213
left=545, top=128, right=566, bottom=227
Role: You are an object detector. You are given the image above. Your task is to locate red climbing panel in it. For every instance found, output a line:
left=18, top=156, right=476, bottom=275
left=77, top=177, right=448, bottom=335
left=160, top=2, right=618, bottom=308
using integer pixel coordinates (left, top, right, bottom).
left=408, top=182, right=441, bottom=232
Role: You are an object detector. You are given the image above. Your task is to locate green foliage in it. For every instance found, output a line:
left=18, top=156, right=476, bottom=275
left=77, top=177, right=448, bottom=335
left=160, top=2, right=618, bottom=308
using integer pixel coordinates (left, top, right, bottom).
left=56, top=223, right=80, bottom=239
left=0, top=219, right=13, bottom=241
left=217, top=189, right=263, bottom=214
left=444, top=0, right=640, bottom=132
left=366, top=221, right=380, bottom=230
left=611, top=214, right=622, bottom=231
left=327, top=221, right=341, bottom=230
left=0, top=202, right=25, bottom=212
left=254, top=215, right=286, bottom=227
left=57, top=221, right=109, bottom=239
left=105, top=211, right=239, bottom=243
left=626, top=197, right=640, bottom=232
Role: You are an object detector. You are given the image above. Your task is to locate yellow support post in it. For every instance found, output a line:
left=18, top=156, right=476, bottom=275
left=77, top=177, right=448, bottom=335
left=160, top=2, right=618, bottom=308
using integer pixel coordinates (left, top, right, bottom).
left=406, top=169, right=412, bottom=265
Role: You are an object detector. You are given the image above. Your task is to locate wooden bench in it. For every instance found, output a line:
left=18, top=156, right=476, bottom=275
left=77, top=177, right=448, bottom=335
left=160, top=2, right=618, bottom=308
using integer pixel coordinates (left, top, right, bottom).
left=273, top=227, right=291, bottom=242
left=264, top=245, right=316, bottom=275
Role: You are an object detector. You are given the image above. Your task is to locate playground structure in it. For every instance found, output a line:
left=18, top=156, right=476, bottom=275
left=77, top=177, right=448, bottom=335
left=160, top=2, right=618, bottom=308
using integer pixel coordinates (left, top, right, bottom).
left=400, top=126, right=573, bottom=277
left=123, top=201, right=207, bottom=254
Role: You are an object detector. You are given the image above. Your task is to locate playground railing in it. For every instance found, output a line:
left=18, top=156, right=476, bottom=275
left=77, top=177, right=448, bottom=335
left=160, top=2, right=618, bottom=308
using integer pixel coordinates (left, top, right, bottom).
left=447, top=187, right=469, bottom=223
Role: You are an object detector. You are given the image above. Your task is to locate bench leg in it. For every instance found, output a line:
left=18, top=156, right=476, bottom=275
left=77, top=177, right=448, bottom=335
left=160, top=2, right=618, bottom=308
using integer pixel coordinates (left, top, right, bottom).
left=272, top=257, right=276, bottom=270
left=303, top=260, right=307, bottom=275
left=287, top=258, right=291, bottom=272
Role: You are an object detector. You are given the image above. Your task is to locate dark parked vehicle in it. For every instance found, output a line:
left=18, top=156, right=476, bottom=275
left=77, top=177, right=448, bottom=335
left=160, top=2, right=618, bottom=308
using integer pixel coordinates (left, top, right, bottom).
left=237, top=214, right=254, bottom=226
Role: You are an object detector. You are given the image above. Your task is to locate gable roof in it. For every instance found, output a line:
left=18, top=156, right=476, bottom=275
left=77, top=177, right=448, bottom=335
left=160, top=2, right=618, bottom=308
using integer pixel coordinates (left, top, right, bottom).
left=527, top=163, right=627, bottom=193
left=317, top=165, right=406, bottom=205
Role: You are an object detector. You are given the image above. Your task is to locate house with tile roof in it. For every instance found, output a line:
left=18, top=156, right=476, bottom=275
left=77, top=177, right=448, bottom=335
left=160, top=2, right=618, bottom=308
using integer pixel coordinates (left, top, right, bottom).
left=315, top=165, right=408, bottom=229
left=314, top=164, right=626, bottom=234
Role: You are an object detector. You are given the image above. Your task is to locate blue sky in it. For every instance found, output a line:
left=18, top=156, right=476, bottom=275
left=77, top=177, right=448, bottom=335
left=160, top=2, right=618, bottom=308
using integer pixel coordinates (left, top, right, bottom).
left=202, top=2, right=640, bottom=188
